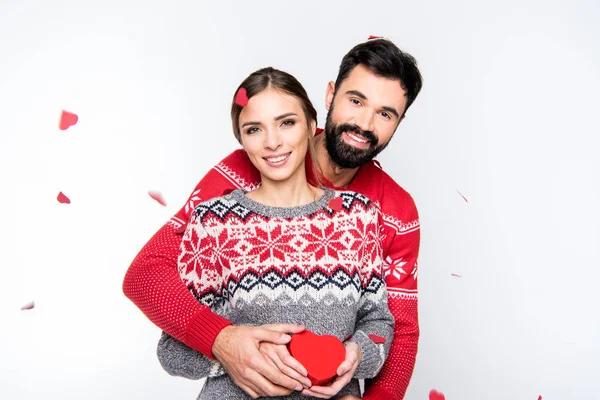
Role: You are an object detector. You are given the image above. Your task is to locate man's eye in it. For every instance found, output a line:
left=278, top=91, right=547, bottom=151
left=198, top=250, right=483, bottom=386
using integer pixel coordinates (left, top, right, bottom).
left=350, top=98, right=362, bottom=106
left=381, top=112, right=391, bottom=120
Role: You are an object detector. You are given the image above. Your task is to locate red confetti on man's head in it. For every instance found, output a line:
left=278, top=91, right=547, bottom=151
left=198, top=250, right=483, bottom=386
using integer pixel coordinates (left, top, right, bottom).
left=368, top=35, right=384, bottom=40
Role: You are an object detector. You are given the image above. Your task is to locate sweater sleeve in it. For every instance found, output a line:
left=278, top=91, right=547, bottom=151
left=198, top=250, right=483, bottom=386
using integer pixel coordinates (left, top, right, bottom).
left=362, top=190, right=421, bottom=400
left=157, top=331, right=225, bottom=379
left=347, top=204, right=395, bottom=380
left=122, top=149, right=259, bottom=358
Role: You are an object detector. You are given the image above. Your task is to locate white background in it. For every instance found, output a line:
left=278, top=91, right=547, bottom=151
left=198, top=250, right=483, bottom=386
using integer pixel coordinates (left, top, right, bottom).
left=1, top=0, right=599, bottom=399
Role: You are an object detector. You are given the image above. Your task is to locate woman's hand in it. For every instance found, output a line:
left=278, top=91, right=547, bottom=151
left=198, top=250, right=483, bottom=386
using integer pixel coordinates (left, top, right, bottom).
left=258, top=342, right=312, bottom=389
left=300, top=341, right=362, bottom=399
left=337, top=396, right=361, bottom=400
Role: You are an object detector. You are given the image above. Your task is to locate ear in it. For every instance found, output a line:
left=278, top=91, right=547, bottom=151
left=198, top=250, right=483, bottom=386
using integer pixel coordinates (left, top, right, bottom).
left=309, top=120, right=317, bottom=137
left=325, top=81, right=335, bottom=111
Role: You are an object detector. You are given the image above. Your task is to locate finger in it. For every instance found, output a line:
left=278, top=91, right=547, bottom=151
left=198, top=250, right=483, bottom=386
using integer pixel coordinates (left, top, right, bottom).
left=261, top=323, right=306, bottom=334
left=306, top=374, right=351, bottom=398
left=252, top=354, right=306, bottom=393
left=280, top=350, right=309, bottom=377
left=301, top=387, right=333, bottom=399
left=262, top=352, right=305, bottom=391
left=252, top=327, right=292, bottom=344
left=243, top=368, right=294, bottom=397
left=270, top=350, right=312, bottom=388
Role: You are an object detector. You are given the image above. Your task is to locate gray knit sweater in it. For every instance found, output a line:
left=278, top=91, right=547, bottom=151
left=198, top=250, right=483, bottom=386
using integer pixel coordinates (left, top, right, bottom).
left=157, top=188, right=394, bottom=399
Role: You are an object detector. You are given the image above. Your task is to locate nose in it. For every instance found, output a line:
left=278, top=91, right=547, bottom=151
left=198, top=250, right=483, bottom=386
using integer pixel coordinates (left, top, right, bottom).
left=263, top=128, right=282, bottom=150
left=354, top=108, right=375, bottom=133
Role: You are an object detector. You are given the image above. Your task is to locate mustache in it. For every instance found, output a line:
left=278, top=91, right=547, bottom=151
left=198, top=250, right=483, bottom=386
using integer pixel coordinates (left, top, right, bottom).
left=335, top=123, right=378, bottom=146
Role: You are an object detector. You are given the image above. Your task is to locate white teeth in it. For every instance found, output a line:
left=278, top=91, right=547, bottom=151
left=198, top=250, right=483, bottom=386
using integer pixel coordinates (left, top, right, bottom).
left=265, top=154, right=290, bottom=163
left=347, top=132, right=369, bottom=143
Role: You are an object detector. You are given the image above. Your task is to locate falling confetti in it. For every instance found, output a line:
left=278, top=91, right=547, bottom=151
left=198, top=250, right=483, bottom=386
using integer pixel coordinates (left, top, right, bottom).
left=429, top=389, right=446, bottom=400
left=451, top=273, right=463, bottom=278
left=59, top=110, right=78, bottom=130
left=328, top=197, right=343, bottom=212
left=235, top=88, right=249, bottom=107
left=456, top=189, right=468, bottom=203
left=538, top=396, right=542, bottom=400
left=21, top=301, right=35, bottom=310
left=57, top=191, right=71, bottom=204
left=148, top=190, right=167, bottom=206
left=368, top=35, right=384, bottom=40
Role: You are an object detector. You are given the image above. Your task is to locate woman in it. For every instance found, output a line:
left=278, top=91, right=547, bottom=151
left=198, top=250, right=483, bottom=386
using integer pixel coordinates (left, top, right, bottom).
left=157, top=67, right=394, bottom=399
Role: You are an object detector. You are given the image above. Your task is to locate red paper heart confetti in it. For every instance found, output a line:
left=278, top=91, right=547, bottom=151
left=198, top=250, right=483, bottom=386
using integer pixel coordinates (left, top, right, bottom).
left=538, top=396, right=542, bottom=400
left=368, top=35, right=384, bottom=40
left=59, top=110, right=78, bottom=130
left=429, top=389, right=446, bottom=400
left=328, top=197, right=343, bottom=212
left=456, top=189, right=468, bottom=203
left=288, top=330, right=346, bottom=386
left=21, top=301, right=35, bottom=310
left=368, top=334, right=387, bottom=344
left=57, top=191, right=71, bottom=204
left=148, top=190, right=167, bottom=206
left=235, top=88, right=249, bottom=107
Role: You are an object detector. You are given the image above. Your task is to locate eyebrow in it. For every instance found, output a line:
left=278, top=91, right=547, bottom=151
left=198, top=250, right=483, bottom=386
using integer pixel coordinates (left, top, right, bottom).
left=241, top=112, right=298, bottom=128
left=344, top=90, right=400, bottom=119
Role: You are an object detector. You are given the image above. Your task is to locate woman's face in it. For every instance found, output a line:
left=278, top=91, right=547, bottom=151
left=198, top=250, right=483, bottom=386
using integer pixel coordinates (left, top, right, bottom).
left=238, top=88, right=313, bottom=185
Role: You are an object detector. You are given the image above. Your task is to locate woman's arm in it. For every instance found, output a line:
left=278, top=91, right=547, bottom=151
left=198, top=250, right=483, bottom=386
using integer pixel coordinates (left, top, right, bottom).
left=157, top=331, right=225, bottom=379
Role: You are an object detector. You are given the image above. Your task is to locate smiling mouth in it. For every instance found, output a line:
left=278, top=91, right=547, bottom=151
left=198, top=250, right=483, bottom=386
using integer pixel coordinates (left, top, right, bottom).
left=344, top=131, right=370, bottom=144
left=263, top=153, right=291, bottom=163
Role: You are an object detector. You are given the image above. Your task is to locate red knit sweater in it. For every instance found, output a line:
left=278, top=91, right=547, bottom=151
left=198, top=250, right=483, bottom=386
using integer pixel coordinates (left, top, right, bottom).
left=123, top=144, right=420, bottom=400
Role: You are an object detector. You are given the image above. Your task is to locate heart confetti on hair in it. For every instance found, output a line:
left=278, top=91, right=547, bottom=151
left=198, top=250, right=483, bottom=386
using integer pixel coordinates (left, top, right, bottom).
left=368, top=35, right=384, bottom=40
left=235, top=88, right=249, bottom=107
left=21, top=301, right=35, bottom=310
left=456, top=189, right=469, bottom=203
left=57, top=191, right=71, bottom=204
left=59, top=110, right=78, bottom=130
left=328, top=197, right=343, bottom=212
left=429, top=389, right=446, bottom=400
left=148, top=190, right=167, bottom=207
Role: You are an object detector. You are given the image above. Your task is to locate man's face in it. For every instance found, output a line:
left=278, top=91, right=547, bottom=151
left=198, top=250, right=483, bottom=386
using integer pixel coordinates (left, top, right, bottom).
left=324, top=64, right=408, bottom=169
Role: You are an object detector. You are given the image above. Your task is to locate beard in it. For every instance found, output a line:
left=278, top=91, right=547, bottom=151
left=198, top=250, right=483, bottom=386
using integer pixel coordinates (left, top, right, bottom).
left=323, top=106, right=390, bottom=169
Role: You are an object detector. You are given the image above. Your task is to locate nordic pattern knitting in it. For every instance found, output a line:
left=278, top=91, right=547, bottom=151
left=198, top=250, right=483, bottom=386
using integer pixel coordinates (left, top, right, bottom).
left=157, top=188, right=394, bottom=399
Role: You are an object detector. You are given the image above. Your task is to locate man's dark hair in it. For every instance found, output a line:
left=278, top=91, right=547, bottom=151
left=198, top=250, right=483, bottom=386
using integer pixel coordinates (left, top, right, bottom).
left=334, top=39, right=423, bottom=115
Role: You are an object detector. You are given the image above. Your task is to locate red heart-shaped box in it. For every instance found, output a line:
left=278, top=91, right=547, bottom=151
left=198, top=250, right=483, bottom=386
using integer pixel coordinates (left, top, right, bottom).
left=288, top=330, right=346, bottom=386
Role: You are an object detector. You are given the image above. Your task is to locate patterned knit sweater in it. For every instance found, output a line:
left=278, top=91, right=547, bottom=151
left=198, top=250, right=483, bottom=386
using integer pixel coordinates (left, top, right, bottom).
left=123, top=131, right=420, bottom=400
left=157, top=188, right=393, bottom=399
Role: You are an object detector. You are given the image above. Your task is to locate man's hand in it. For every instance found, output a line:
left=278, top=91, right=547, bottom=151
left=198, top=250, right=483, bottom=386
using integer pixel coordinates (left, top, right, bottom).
left=212, top=323, right=306, bottom=398
left=300, top=341, right=362, bottom=399
left=338, top=396, right=361, bottom=400
left=258, top=342, right=312, bottom=389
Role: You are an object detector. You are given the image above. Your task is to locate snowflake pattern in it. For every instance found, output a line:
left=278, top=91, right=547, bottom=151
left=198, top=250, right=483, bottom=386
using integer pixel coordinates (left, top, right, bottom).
left=383, top=255, right=408, bottom=280
left=184, top=189, right=202, bottom=214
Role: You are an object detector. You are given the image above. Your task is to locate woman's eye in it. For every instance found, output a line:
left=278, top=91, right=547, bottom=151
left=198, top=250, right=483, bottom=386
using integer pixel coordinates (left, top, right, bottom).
left=282, top=120, right=295, bottom=127
left=247, top=127, right=259, bottom=134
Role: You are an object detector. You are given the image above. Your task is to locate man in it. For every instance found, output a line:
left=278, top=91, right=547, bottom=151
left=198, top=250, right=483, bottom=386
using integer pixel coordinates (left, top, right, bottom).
left=123, top=38, right=423, bottom=400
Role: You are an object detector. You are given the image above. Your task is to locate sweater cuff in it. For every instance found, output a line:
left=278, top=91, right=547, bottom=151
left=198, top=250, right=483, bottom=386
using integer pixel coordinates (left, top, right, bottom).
left=185, top=307, right=232, bottom=359
left=362, top=385, right=394, bottom=400
left=348, top=330, right=384, bottom=379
